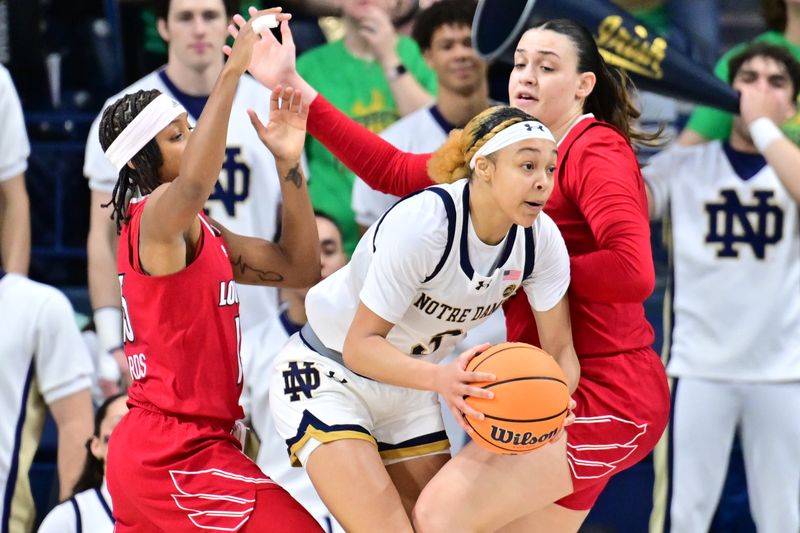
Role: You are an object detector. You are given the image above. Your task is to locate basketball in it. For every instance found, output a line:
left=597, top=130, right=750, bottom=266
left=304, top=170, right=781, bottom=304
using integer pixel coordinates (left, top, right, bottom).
left=464, top=342, right=570, bottom=454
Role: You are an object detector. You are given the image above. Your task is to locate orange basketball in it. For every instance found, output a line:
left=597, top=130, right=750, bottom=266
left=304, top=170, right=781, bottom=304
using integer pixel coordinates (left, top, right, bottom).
left=464, top=342, right=570, bottom=454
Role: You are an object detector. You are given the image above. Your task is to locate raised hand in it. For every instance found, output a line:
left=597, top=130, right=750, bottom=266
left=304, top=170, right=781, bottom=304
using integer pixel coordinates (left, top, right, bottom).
left=357, top=6, right=400, bottom=69
left=247, top=85, right=308, bottom=163
left=224, top=7, right=286, bottom=76
left=224, top=7, right=299, bottom=91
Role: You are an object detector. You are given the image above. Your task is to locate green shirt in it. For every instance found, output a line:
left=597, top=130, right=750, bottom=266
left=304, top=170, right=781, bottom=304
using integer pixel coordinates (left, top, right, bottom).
left=685, top=31, right=800, bottom=142
left=298, top=37, right=437, bottom=255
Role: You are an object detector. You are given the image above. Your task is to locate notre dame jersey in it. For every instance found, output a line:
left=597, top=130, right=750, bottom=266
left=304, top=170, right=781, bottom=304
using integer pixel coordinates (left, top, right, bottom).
left=645, top=141, right=800, bottom=381
left=84, top=69, right=280, bottom=331
left=306, top=179, right=570, bottom=364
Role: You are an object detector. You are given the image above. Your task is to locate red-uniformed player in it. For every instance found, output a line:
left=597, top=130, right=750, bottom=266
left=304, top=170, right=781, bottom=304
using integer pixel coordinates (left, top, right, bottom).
left=100, top=9, right=322, bottom=532
left=240, top=14, right=669, bottom=531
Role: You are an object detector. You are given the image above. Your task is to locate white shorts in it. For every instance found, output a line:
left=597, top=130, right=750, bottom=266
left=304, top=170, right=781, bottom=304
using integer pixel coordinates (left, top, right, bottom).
left=269, top=333, right=450, bottom=467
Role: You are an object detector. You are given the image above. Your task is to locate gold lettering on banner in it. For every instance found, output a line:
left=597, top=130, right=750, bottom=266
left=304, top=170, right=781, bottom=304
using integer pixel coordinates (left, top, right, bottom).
left=595, top=16, right=667, bottom=80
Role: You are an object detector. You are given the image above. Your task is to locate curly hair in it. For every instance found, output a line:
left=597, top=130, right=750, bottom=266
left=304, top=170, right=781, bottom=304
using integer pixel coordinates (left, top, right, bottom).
left=99, top=89, right=165, bottom=233
left=427, top=106, right=537, bottom=184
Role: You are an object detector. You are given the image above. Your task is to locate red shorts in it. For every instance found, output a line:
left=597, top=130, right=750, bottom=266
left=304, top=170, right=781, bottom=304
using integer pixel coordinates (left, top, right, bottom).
left=557, top=347, right=669, bottom=510
left=107, top=407, right=322, bottom=532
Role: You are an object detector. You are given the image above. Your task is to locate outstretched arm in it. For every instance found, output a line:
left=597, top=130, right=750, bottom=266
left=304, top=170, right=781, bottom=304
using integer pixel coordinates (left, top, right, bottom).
left=212, top=86, right=320, bottom=288
left=144, top=8, right=287, bottom=242
left=227, top=11, right=434, bottom=197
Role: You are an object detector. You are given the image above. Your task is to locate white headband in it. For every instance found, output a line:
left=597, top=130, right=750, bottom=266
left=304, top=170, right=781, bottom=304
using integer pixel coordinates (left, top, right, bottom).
left=469, top=120, right=555, bottom=169
left=104, top=94, right=187, bottom=171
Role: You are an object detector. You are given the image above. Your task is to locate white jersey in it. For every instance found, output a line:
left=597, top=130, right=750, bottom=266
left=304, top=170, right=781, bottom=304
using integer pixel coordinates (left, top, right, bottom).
left=38, top=484, right=114, bottom=533
left=0, top=273, right=93, bottom=531
left=241, top=310, right=343, bottom=533
left=351, top=105, right=451, bottom=227
left=644, top=141, right=800, bottom=381
left=0, top=65, right=30, bottom=182
left=84, top=69, right=281, bottom=330
left=307, top=179, right=570, bottom=363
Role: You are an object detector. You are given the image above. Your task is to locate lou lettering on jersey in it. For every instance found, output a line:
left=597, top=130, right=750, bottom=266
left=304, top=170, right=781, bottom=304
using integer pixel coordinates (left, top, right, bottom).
left=412, top=292, right=507, bottom=323
left=218, top=280, right=240, bottom=307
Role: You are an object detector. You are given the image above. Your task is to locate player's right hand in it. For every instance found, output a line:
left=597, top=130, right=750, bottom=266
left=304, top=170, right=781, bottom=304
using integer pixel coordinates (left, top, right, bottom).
left=434, top=343, right=495, bottom=434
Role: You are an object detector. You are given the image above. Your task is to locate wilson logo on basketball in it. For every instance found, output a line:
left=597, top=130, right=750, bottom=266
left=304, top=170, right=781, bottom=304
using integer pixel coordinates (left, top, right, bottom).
left=490, top=426, right=558, bottom=446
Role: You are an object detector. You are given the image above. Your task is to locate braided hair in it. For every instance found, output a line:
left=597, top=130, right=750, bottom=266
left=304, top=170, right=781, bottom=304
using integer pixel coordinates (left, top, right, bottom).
left=428, top=106, right=536, bottom=184
left=99, top=89, right=165, bottom=233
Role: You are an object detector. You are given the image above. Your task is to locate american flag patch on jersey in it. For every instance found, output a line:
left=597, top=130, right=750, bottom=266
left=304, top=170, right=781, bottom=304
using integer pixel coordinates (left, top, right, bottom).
left=503, top=269, right=521, bottom=281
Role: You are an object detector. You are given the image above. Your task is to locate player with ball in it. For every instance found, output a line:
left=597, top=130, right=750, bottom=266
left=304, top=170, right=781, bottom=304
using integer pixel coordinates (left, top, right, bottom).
left=265, top=100, right=579, bottom=532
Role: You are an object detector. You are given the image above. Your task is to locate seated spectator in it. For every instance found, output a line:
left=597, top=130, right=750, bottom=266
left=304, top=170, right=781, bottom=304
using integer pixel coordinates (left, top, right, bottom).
left=38, top=394, right=129, bottom=533
left=0, top=271, right=94, bottom=531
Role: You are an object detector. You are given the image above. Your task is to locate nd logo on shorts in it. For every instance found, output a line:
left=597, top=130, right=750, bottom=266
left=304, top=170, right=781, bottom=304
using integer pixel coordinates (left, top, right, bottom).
left=282, top=361, right=321, bottom=401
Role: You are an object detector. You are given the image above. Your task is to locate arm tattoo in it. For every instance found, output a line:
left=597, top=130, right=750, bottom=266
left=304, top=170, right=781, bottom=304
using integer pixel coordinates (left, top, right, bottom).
left=284, top=163, right=303, bottom=189
left=232, top=255, right=284, bottom=283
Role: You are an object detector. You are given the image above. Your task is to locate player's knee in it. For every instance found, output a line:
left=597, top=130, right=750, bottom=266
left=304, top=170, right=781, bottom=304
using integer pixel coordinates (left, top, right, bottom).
left=412, top=490, right=461, bottom=532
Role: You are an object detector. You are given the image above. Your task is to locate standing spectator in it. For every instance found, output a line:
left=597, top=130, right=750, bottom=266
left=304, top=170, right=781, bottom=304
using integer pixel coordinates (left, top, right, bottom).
left=38, top=394, right=129, bottom=533
left=0, top=271, right=94, bottom=532
left=351, top=0, right=488, bottom=230
left=0, top=64, right=30, bottom=275
left=84, top=0, right=286, bottom=397
left=242, top=212, right=347, bottom=533
left=645, top=43, right=800, bottom=533
left=297, top=0, right=437, bottom=255
left=679, top=0, right=800, bottom=146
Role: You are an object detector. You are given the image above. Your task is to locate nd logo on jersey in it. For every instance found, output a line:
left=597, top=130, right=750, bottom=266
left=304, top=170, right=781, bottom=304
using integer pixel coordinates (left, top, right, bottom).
left=208, top=147, right=250, bottom=217
left=705, top=189, right=783, bottom=259
left=283, top=362, right=321, bottom=401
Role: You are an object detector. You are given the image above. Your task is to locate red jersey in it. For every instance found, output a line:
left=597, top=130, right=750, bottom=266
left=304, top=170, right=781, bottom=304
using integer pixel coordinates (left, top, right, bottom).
left=118, top=198, right=244, bottom=423
left=307, top=100, right=655, bottom=356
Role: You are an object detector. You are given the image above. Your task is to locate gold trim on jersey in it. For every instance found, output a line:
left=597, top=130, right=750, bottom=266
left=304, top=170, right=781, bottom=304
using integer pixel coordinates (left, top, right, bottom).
left=378, top=439, right=451, bottom=462
left=289, top=427, right=376, bottom=467
left=9, top=376, right=46, bottom=533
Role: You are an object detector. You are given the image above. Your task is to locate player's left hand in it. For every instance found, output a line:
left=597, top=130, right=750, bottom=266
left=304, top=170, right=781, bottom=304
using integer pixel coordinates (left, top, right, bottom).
left=247, top=85, right=308, bottom=163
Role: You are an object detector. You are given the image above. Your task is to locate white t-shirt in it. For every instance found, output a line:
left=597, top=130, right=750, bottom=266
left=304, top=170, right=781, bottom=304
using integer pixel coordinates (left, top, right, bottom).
left=644, top=141, right=800, bottom=381
left=241, top=309, right=343, bottom=533
left=0, top=273, right=93, bottom=531
left=38, top=483, right=114, bottom=533
left=0, top=65, right=30, bottom=182
left=351, top=105, right=450, bottom=227
left=307, top=179, right=570, bottom=363
left=84, top=69, right=282, bottom=331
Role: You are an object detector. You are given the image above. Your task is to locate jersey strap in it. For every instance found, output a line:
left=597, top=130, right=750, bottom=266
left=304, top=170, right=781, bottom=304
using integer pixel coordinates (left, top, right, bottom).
left=523, top=226, right=536, bottom=279
left=69, top=498, right=82, bottom=533
left=371, top=186, right=457, bottom=283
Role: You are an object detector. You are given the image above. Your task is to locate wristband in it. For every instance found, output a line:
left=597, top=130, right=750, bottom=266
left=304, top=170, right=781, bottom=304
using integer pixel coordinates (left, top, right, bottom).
left=94, top=307, right=123, bottom=353
left=749, top=117, right=784, bottom=153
